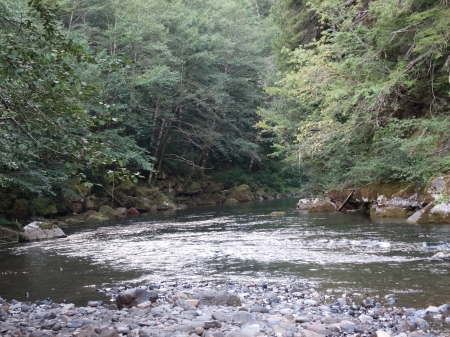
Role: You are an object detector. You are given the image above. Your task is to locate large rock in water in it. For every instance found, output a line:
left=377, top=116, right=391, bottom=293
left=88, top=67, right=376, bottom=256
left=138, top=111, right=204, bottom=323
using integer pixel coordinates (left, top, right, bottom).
left=18, top=222, right=66, bottom=242
left=407, top=202, right=450, bottom=223
left=116, top=288, right=159, bottom=309
left=296, top=198, right=335, bottom=212
left=191, top=291, right=241, bottom=307
left=228, top=185, right=254, bottom=202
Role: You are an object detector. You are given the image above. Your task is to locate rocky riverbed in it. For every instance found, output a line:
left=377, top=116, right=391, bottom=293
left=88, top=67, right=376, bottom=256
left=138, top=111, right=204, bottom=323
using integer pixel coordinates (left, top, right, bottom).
left=1, top=282, right=450, bottom=337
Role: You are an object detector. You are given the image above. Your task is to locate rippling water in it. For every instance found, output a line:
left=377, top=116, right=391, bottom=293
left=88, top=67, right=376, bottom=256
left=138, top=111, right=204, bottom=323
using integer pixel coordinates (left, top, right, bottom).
left=1, top=199, right=450, bottom=307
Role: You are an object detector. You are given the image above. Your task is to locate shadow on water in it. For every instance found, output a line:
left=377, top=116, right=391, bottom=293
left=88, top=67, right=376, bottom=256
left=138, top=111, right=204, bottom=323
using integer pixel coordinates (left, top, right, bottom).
left=1, top=198, right=450, bottom=307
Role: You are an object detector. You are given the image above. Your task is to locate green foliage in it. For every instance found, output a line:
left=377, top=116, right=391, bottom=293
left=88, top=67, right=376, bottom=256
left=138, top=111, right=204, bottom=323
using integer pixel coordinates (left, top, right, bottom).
left=265, top=0, right=450, bottom=189
left=0, top=0, right=114, bottom=195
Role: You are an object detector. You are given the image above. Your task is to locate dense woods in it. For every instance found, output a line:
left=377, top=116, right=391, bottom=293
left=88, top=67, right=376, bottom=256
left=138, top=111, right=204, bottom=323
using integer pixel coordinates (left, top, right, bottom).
left=1, top=0, right=449, bottom=217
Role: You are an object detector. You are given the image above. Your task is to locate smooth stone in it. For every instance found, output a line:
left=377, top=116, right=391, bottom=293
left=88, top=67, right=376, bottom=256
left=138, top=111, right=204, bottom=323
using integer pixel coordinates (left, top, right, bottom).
left=304, top=300, right=317, bottom=306
left=250, top=306, right=269, bottom=314
left=232, top=312, right=257, bottom=325
left=301, top=331, right=322, bottom=337
left=339, top=320, right=355, bottom=332
left=358, top=314, right=373, bottom=323
left=194, top=327, right=204, bottom=335
left=241, top=324, right=261, bottom=337
left=439, top=304, right=450, bottom=312
left=295, top=316, right=309, bottom=323
left=29, top=332, right=50, bottom=337
left=425, top=306, right=439, bottom=313
left=413, top=317, right=430, bottom=330
left=186, top=299, right=200, bottom=307
left=375, top=331, right=391, bottom=337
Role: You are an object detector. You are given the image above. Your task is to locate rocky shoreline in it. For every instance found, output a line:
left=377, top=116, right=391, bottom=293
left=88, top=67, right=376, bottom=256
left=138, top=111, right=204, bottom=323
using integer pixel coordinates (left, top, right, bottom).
left=1, top=282, right=450, bottom=337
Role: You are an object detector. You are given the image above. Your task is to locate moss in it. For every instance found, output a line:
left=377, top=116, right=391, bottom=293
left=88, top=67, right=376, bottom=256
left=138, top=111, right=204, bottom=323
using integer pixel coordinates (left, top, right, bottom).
left=184, top=182, right=202, bottom=195
left=115, top=179, right=137, bottom=196
left=370, top=205, right=411, bottom=218
left=225, top=198, right=239, bottom=204
left=360, top=182, right=419, bottom=201
left=135, top=185, right=158, bottom=198
left=98, top=205, right=117, bottom=219
left=228, top=184, right=253, bottom=202
left=66, top=177, right=91, bottom=198
left=30, top=197, right=57, bottom=216
left=309, top=203, right=336, bottom=212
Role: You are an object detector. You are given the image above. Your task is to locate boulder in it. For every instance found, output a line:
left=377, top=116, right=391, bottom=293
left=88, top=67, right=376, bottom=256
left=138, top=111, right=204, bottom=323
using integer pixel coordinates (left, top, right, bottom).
left=115, top=180, right=137, bottom=196
left=84, top=196, right=100, bottom=211
left=98, top=206, right=117, bottom=219
left=68, top=202, right=83, bottom=214
left=30, top=197, right=57, bottom=216
left=228, top=185, right=254, bottom=202
left=18, top=221, right=66, bottom=242
left=370, top=205, right=411, bottom=218
left=116, top=288, right=159, bottom=309
left=115, top=207, right=127, bottom=216
left=184, top=182, right=202, bottom=196
left=191, top=291, right=241, bottom=307
left=428, top=201, right=450, bottom=223
left=225, top=198, right=239, bottom=204
left=424, top=176, right=450, bottom=203
left=127, top=207, right=139, bottom=215
left=269, top=212, right=285, bottom=216
left=407, top=202, right=450, bottom=223
left=297, top=198, right=335, bottom=212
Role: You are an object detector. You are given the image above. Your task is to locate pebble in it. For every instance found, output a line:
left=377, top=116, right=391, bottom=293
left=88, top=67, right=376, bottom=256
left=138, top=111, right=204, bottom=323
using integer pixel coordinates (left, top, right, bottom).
left=0, top=281, right=445, bottom=337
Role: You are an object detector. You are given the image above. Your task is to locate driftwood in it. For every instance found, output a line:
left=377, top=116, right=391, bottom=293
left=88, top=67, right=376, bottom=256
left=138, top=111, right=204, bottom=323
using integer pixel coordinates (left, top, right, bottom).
left=337, top=189, right=356, bottom=212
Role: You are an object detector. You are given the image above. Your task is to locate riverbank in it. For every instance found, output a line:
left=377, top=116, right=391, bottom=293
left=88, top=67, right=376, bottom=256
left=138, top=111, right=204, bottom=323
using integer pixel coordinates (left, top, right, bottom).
left=1, top=281, right=449, bottom=337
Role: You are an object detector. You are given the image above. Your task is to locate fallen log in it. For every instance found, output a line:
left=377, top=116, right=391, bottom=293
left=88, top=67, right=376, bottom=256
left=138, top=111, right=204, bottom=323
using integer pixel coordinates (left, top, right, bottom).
left=337, top=189, right=356, bottom=212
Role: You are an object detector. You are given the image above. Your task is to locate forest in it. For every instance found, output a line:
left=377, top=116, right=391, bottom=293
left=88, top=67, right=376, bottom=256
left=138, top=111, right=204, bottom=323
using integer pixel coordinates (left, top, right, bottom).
left=0, top=0, right=449, bottom=218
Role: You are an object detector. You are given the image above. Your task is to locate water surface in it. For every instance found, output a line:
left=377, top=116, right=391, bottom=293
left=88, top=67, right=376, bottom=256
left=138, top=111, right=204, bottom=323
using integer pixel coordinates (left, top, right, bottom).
left=1, top=199, right=449, bottom=307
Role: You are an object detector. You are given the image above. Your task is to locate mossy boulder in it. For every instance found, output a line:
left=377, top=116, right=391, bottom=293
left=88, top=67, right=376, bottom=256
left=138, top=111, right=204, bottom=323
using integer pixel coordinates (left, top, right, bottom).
left=9, top=199, right=28, bottom=220
left=228, top=184, right=253, bottom=202
left=116, top=193, right=156, bottom=211
left=66, top=177, right=91, bottom=199
left=30, top=197, right=57, bottom=216
left=115, top=180, right=137, bottom=196
left=370, top=205, right=412, bottom=218
left=225, top=198, right=239, bottom=204
left=84, top=196, right=100, bottom=211
left=135, top=185, right=159, bottom=198
left=99, top=205, right=118, bottom=219
left=154, top=195, right=176, bottom=211
left=184, top=182, right=202, bottom=195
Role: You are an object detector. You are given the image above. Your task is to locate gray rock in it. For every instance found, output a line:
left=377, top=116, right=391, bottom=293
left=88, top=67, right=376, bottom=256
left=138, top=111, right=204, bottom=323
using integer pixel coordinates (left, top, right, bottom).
left=232, top=312, right=257, bottom=325
left=301, top=331, right=323, bottom=337
left=241, top=324, right=260, bottom=337
left=116, top=288, right=158, bottom=309
left=212, top=312, right=232, bottom=323
left=192, top=291, right=241, bottom=307
left=175, top=298, right=196, bottom=311
left=18, top=222, right=67, bottom=242
left=339, top=320, right=355, bottom=332
left=439, top=303, right=450, bottom=312
left=21, top=305, right=31, bottom=312
left=99, top=328, right=120, bottom=337
left=250, top=306, right=269, bottom=314
left=29, top=332, right=50, bottom=337
left=413, top=317, right=430, bottom=330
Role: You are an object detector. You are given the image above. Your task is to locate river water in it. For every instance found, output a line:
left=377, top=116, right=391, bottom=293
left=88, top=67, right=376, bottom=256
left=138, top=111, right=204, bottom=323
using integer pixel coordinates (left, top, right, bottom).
left=1, top=199, right=450, bottom=308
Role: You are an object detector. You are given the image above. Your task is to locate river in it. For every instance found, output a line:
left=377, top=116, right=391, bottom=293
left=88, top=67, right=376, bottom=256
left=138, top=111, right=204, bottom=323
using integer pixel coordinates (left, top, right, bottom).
left=1, top=199, right=449, bottom=308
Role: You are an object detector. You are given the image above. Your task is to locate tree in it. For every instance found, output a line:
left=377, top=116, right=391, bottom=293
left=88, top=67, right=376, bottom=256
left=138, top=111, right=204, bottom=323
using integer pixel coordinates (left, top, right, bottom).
left=0, top=0, right=112, bottom=194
